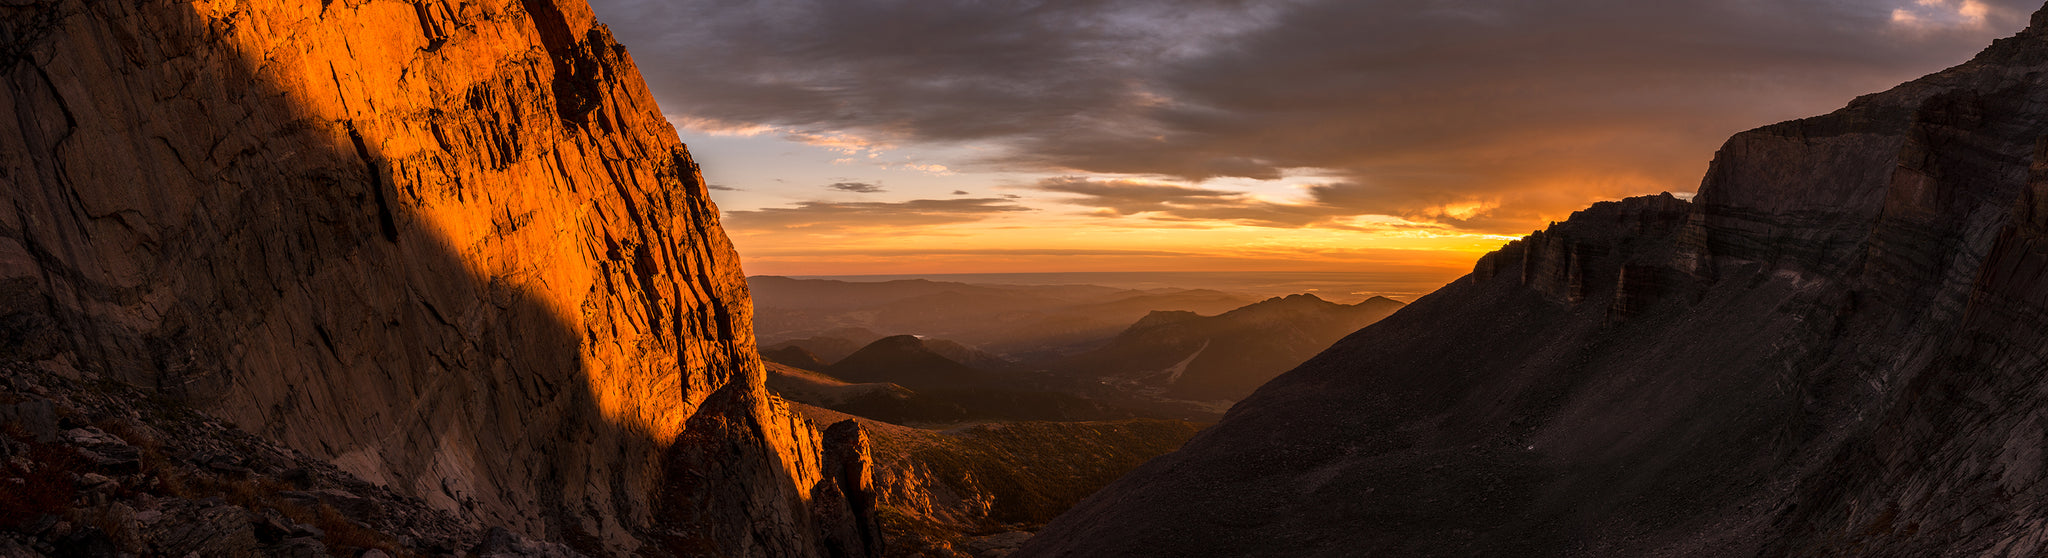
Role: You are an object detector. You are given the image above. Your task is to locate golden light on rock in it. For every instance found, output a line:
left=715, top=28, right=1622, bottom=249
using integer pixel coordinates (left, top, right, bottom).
left=6, top=0, right=875, bottom=554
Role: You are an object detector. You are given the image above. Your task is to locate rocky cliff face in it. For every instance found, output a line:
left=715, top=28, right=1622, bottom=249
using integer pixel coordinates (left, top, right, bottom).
left=1, top=0, right=872, bottom=555
left=1021, top=4, right=2048, bottom=557
left=788, top=405, right=1202, bottom=558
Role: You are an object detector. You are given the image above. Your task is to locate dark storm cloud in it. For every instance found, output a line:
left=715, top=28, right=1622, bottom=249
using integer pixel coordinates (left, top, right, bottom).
left=593, top=0, right=1243, bottom=138
left=723, top=198, right=1031, bottom=231
left=828, top=182, right=885, bottom=193
left=591, top=0, right=2035, bottom=232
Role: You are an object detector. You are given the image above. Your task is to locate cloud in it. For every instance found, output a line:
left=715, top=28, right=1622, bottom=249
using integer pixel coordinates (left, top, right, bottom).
left=707, top=184, right=740, bottom=191
left=734, top=240, right=1490, bottom=281
left=1035, top=176, right=1246, bottom=215
left=894, top=163, right=953, bottom=175
left=1034, top=176, right=1461, bottom=230
left=595, top=0, right=2036, bottom=233
left=952, top=190, right=971, bottom=195
left=1894, top=0, right=1997, bottom=30
left=785, top=130, right=891, bottom=155
left=723, top=198, right=1031, bottom=232
left=665, top=114, right=777, bottom=136
left=828, top=182, right=885, bottom=193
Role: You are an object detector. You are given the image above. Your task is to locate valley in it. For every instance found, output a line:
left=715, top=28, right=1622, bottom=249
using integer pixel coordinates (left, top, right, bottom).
left=752, top=276, right=1404, bottom=422
left=7, top=0, right=2046, bottom=556
left=745, top=276, right=1406, bottom=555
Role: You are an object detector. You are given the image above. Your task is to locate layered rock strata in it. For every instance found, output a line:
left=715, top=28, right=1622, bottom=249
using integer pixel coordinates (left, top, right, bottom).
left=1022, top=4, right=2048, bottom=557
left=0, top=0, right=872, bottom=555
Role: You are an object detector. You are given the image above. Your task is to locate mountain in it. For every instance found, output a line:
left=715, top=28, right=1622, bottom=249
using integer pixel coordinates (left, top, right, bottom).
left=827, top=336, right=994, bottom=392
left=763, top=361, right=975, bottom=424
left=762, top=345, right=833, bottom=370
left=789, top=405, right=1204, bottom=558
left=1022, top=7, right=2048, bottom=557
left=763, top=328, right=887, bottom=364
left=750, top=277, right=1257, bottom=358
left=0, top=1, right=871, bottom=556
left=1056, top=294, right=1405, bottom=402
left=787, top=338, right=1146, bottom=424
left=749, top=277, right=1129, bottom=313
left=920, top=338, right=1019, bottom=372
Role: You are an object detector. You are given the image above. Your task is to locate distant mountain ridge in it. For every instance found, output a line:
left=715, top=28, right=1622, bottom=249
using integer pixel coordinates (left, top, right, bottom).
left=765, top=288, right=1409, bottom=421
left=749, top=276, right=1257, bottom=359
left=768, top=336, right=1144, bottom=425
left=827, top=335, right=992, bottom=391
left=1022, top=6, right=2048, bottom=557
left=762, top=345, right=832, bottom=370
left=1056, top=294, right=1405, bottom=401
left=764, top=328, right=883, bottom=364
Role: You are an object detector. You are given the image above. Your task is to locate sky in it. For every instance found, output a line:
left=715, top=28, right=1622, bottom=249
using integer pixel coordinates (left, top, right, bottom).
left=585, top=0, right=2035, bottom=282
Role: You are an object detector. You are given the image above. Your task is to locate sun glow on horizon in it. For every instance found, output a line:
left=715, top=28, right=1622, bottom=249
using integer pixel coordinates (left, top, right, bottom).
left=609, top=0, right=2033, bottom=286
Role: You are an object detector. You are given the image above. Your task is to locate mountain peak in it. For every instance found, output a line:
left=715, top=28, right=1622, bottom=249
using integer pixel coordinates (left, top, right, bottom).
left=761, top=345, right=830, bottom=370
left=1127, top=310, right=1205, bottom=333
left=867, top=334, right=930, bottom=350
left=1356, top=295, right=1405, bottom=308
left=1021, top=10, right=2048, bottom=556
left=2, top=0, right=877, bottom=555
left=826, top=335, right=988, bottom=391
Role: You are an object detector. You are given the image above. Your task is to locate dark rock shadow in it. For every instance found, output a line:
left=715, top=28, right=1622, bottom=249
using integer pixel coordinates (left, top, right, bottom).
left=0, top=0, right=871, bottom=556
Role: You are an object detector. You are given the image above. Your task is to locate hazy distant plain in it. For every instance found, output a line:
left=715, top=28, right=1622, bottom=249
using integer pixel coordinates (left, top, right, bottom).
left=782, top=271, right=1459, bottom=303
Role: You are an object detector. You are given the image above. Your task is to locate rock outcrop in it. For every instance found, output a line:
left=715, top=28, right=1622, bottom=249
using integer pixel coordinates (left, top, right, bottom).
left=1, top=363, right=493, bottom=557
left=789, top=405, right=1202, bottom=558
left=1, top=0, right=872, bottom=555
left=1020, top=4, right=2048, bottom=557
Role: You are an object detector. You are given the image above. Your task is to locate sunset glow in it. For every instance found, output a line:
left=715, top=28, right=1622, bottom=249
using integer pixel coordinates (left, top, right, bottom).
left=590, top=0, right=2038, bottom=285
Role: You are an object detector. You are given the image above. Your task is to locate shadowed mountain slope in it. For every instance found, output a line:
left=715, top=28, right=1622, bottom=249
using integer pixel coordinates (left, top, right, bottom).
left=762, top=345, right=833, bottom=370
left=1055, top=294, right=1404, bottom=401
left=763, top=361, right=969, bottom=425
left=797, top=338, right=1143, bottom=424
left=1022, top=5, right=2048, bottom=557
left=760, top=327, right=889, bottom=365
left=827, top=336, right=993, bottom=392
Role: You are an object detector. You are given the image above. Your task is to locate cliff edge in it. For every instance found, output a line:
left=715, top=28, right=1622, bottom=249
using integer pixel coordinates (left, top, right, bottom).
left=1, top=0, right=873, bottom=555
left=1021, top=3, right=2048, bottom=556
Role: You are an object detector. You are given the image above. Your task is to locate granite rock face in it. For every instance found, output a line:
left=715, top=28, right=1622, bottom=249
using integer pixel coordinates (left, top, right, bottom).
left=0, top=0, right=872, bottom=555
left=1021, top=4, right=2048, bottom=557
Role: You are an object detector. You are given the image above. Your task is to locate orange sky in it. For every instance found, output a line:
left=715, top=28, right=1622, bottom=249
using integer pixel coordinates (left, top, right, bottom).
left=588, top=0, right=2033, bottom=283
